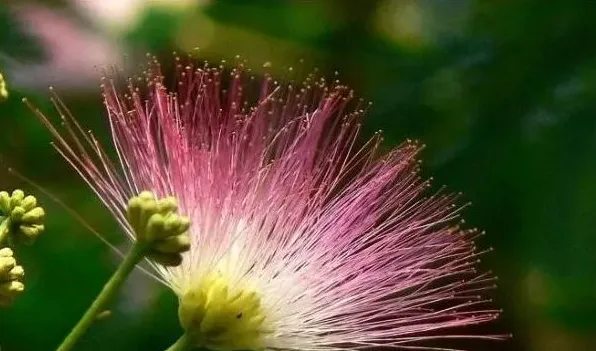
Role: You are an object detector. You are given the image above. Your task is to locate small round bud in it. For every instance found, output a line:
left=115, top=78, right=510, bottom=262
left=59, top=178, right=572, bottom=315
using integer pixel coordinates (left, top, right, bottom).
left=0, top=247, right=12, bottom=256
left=22, top=207, right=45, bottom=224
left=177, top=217, right=191, bottom=233
left=140, top=201, right=158, bottom=226
left=138, top=191, right=156, bottom=202
left=20, top=196, right=38, bottom=211
left=10, top=206, right=26, bottom=222
left=153, top=234, right=191, bottom=254
left=0, top=255, right=16, bottom=276
left=157, top=196, right=178, bottom=214
left=10, top=190, right=25, bottom=208
left=8, top=265, right=24, bottom=280
left=18, top=224, right=44, bottom=245
left=146, top=213, right=166, bottom=240
left=0, top=192, right=10, bottom=213
left=0, top=280, right=24, bottom=295
left=126, top=197, right=143, bottom=234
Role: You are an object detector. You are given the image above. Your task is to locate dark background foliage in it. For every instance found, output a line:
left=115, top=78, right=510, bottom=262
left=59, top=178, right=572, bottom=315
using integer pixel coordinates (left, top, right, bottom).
left=0, top=1, right=595, bottom=350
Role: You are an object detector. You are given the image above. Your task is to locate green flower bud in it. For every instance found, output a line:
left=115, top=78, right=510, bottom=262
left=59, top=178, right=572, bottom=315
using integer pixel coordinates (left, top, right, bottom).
left=126, top=191, right=191, bottom=266
left=0, top=247, right=25, bottom=307
left=20, top=195, right=38, bottom=211
left=10, top=190, right=24, bottom=208
left=10, top=206, right=25, bottom=222
left=0, top=261, right=15, bottom=276
left=0, top=280, right=24, bottom=295
left=153, top=234, right=191, bottom=254
left=146, top=213, right=166, bottom=240
left=0, top=190, right=45, bottom=245
left=8, top=265, right=24, bottom=281
left=157, top=196, right=178, bottom=214
left=138, top=191, right=156, bottom=202
left=22, top=207, right=45, bottom=224
left=0, top=192, right=10, bottom=213
left=18, top=224, right=44, bottom=245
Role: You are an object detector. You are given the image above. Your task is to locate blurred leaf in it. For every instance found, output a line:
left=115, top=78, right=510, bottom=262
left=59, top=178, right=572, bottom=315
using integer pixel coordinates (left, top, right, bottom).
left=0, top=4, right=45, bottom=63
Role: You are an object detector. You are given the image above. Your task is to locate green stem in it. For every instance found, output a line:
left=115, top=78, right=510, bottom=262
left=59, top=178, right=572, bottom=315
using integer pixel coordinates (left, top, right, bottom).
left=0, top=216, right=10, bottom=245
left=56, top=242, right=148, bottom=351
left=165, top=334, right=195, bottom=351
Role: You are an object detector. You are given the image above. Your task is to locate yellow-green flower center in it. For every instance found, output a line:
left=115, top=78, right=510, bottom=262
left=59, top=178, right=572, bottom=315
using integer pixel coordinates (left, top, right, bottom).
left=178, top=273, right=267, bottom=351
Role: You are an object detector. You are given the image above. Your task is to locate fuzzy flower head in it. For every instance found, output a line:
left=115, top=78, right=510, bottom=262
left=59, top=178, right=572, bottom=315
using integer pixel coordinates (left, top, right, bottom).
left=33, top=55, right=501, bottom=350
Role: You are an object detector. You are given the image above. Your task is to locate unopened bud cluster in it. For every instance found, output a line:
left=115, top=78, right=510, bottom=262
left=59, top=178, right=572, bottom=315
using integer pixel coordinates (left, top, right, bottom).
left=127, top=191, right=191, bottom=266
left=0, top=248, right=24, bottom=306
left=0, top=190, right=45, bottom=245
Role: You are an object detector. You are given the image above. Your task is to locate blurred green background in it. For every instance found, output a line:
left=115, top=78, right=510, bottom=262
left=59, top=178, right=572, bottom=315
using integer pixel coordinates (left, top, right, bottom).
left=1, top=0, right=595, bottom=350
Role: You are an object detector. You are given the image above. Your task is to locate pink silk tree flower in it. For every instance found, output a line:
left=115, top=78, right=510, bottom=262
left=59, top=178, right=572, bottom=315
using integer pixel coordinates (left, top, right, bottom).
left=33, top=57, right=501, bottom=350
